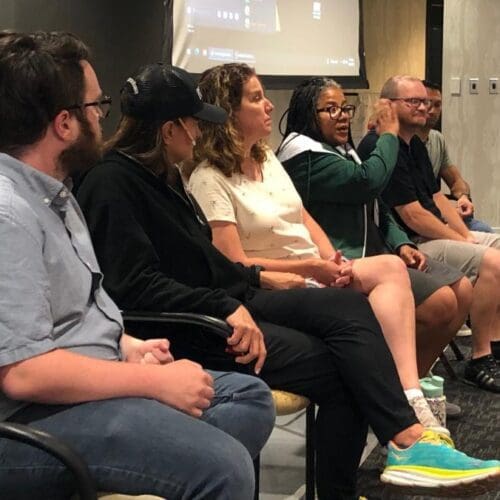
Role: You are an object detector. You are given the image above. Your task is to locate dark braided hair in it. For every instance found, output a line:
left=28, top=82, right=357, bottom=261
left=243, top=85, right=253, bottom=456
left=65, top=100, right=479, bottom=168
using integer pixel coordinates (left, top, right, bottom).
left=277, top=77, right=341, bottom=154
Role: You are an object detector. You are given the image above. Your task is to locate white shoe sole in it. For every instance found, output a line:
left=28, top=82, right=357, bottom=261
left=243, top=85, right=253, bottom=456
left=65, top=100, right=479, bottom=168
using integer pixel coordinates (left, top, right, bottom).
left=381, top=468, right=500, bottom=497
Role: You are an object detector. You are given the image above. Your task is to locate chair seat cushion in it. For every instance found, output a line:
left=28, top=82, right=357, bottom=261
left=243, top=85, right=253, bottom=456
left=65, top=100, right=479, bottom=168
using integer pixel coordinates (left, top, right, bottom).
left=272, top=390, right=310, bottom=416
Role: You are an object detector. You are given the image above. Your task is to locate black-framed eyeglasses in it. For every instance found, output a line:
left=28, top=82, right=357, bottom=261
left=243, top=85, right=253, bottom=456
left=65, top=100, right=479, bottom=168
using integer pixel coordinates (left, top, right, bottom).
left=389, top=97, right=431, bottom=108
left=316, top=104, right=356, bottom=120
left=67, top=95, right=112, bottom=119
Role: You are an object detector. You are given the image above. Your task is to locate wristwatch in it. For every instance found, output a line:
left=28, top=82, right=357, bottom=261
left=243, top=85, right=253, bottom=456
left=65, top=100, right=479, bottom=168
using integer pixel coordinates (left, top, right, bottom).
left=250, top=265, right=266, bottom=287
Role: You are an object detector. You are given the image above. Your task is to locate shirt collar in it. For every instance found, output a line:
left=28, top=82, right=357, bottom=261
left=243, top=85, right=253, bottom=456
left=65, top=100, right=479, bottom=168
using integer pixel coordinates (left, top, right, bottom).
left=0, top=153, right=72, bottom=208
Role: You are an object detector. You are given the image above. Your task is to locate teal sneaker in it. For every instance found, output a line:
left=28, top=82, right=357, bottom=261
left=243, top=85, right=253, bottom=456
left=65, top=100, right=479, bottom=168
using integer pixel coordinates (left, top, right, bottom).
left=381, top=430, right=500, bottom=497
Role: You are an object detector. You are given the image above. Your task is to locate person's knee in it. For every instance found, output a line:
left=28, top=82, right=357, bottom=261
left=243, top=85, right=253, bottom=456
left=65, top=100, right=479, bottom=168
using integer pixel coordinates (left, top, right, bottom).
left=226, top=373, right=276, bottom=456
left=198, top=438, right=255, bottom=500
left=87, top=398, right=257, bottom=499
left=451, top=276, right=473, bottom=311
left=417, top=286, right=459, bottom=327
left=479, top=248, right=500, bottom=279
left=376, top=254, right=410, bottom=284
left=383, top=254, right=408, bottom=272
left=230, top=371, right=274, bottom=411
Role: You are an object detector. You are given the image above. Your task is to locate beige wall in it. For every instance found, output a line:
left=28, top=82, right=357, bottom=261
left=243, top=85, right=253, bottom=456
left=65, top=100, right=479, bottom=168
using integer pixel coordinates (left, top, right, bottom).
left=268, top=0, right=426, bottom=149
left=363, top=0, right=426, bottom=92
left=442, top=0, right=500, bottom=228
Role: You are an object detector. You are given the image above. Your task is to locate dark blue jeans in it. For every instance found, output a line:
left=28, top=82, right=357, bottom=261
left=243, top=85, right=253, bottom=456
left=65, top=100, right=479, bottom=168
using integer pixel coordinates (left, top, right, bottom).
left=0, top=370, right=275, bottom=500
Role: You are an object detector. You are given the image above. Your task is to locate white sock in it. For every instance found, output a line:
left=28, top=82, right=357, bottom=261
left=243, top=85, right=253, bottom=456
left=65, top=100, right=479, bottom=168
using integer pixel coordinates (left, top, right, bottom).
left=404, top=388, right=424, bottom=400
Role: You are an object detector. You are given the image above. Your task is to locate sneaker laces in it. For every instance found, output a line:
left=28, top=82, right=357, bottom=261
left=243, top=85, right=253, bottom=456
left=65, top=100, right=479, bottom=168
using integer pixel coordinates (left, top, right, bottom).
left=419, top=429, right=455, bottom=448
left=390, top=429, right=455, bottom=451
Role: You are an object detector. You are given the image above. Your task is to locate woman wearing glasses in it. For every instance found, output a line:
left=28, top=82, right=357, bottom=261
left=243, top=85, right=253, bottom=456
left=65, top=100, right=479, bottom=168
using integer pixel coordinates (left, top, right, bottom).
left=276, top=76, right=472, bottom=379
left=189, top=63, right=463, bottom=431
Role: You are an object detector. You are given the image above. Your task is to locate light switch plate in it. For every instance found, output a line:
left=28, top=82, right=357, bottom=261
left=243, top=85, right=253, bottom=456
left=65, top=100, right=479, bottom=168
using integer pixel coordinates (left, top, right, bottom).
left=450, top=77, right=461, bottom=95
left=489, top=77, right=498, bottom=94
left=469, top=77, right=479, bottom=94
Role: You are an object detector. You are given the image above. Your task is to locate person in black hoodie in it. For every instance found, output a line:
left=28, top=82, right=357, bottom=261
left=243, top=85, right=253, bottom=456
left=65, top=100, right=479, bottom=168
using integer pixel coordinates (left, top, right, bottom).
left=76, top=63, right=499, bottom=499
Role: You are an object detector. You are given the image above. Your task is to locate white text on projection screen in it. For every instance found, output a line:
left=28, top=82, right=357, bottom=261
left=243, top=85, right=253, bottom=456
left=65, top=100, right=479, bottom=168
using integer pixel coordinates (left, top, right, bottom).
left=173, top=0, right=360, bottom=76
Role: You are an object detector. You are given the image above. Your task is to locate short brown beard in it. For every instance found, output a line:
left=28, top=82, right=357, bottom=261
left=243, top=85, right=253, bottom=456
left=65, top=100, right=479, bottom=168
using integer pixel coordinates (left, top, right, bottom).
left=426, top=117, right=439, bottom=129
left=58, top=113, right=103, bottom=178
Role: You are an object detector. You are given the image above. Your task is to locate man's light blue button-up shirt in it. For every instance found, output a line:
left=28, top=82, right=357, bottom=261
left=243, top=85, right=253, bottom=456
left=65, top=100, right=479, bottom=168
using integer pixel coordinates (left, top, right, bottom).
left=0, top=153, right=123, bottom=420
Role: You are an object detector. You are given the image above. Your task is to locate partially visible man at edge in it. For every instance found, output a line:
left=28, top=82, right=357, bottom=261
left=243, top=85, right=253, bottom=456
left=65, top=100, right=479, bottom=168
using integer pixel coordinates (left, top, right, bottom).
left=417, top=80, right=494, bottom=233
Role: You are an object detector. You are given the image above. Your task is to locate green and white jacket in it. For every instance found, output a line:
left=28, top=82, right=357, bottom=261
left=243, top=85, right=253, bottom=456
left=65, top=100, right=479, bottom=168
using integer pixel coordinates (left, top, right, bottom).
left=277, top=132, right=414, bottom=259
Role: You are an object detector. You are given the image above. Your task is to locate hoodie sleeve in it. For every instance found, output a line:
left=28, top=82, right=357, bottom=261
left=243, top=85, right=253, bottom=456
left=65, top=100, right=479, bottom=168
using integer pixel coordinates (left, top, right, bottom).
left=376, top=198, right=414, bottom=252
left=284, top=133, right=399, bottom=205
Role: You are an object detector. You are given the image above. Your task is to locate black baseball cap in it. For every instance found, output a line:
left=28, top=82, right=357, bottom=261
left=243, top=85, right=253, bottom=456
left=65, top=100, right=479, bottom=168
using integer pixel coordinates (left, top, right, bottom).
left=121, top=63, right=227, bottom=124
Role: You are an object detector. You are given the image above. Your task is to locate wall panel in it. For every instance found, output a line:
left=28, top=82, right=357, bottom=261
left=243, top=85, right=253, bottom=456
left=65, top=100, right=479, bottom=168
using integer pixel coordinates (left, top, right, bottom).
left=0, top=0, right=164, bottom=135
left=443, top=0, right=500, bottom=227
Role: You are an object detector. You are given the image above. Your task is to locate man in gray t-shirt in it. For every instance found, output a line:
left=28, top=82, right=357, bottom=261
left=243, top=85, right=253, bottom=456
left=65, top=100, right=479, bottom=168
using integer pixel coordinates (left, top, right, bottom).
left=425, top=128, right=453, bottom=179
left=417, top=81, right=493, bottom=233
left=0, top=31, right=273, bottom=499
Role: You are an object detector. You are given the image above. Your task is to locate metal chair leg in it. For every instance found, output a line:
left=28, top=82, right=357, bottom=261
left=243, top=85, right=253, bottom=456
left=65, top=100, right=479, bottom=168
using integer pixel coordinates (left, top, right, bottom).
left=439, top=353, right=458, bottom=379
left=449, top=339, right=465, bottom=361
left=305, top=404, right=316, bottom=500
left=253, top=455, right=260, bottom=500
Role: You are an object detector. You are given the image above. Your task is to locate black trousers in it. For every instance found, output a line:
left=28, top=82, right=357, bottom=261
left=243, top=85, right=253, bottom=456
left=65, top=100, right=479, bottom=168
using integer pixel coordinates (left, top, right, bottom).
left=247, top=287, right=417, bottom=499
left=130, top=287, right=417, bottom=499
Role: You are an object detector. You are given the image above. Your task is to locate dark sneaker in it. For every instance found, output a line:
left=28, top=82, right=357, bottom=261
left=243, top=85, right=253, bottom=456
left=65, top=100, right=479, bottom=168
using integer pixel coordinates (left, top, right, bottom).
left=464, top=355, right=500, bottom=393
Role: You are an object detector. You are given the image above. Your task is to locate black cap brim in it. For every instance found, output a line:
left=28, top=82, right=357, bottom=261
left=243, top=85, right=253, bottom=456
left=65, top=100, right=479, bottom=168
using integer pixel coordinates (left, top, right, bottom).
left=194, top=103, right=228, bottom=124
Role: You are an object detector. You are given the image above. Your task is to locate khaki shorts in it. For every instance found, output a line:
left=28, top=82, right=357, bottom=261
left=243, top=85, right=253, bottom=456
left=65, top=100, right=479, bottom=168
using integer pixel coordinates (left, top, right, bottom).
left=414, top=231, right=500, bottom=283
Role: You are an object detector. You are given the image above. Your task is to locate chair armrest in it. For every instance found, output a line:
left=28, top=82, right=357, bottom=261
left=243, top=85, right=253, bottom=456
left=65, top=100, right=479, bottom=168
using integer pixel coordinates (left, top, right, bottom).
left=121, top=311, right=232, bottom=340
left=0, top=421, right=97, bottom=500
